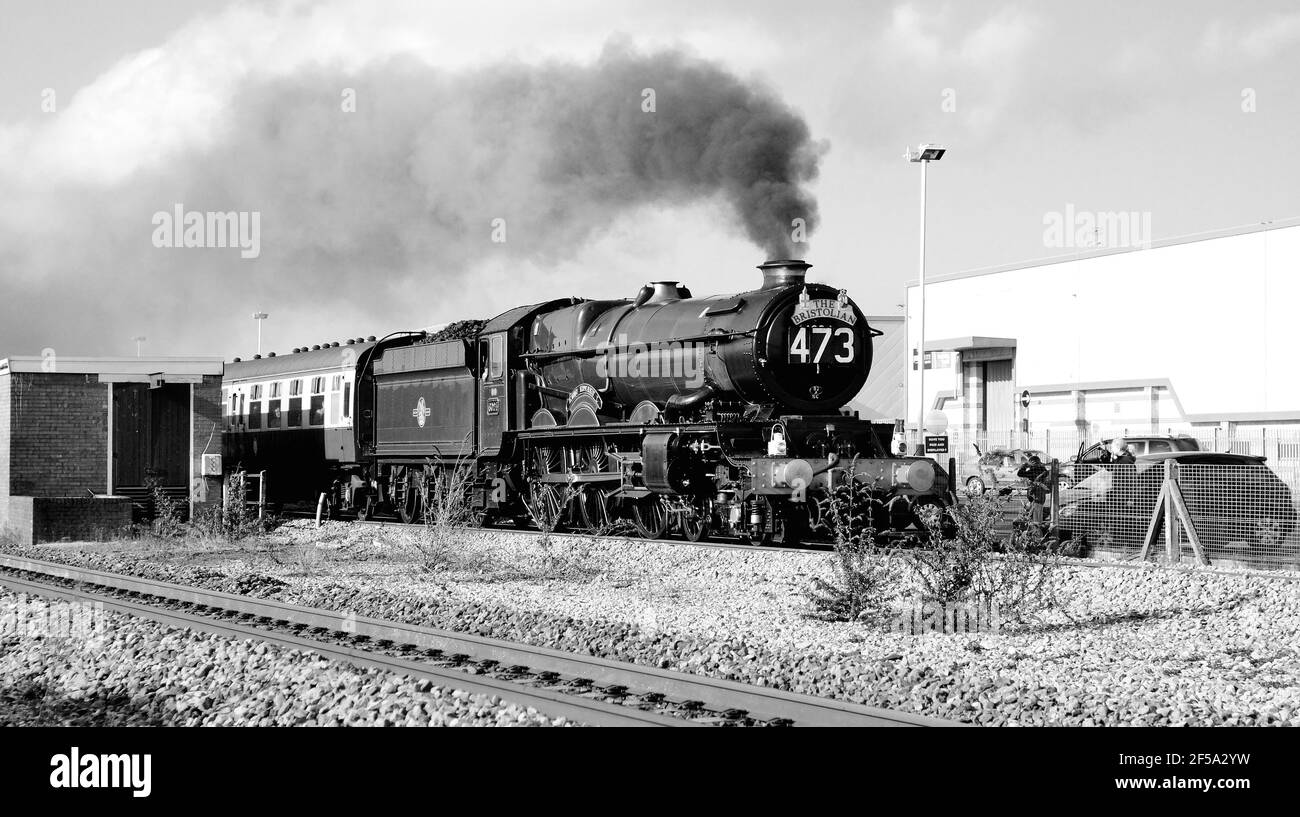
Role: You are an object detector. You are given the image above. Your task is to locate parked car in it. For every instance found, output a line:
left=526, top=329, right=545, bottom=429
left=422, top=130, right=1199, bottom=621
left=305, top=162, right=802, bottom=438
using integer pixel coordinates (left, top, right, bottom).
left=962, top=447, right=1050, bottom=496
left=1073, top=435, right=1201, bottom=462
left=1057, top=450, right=1297, bottom=564
left=1061, top=435, right=1202, bottom=488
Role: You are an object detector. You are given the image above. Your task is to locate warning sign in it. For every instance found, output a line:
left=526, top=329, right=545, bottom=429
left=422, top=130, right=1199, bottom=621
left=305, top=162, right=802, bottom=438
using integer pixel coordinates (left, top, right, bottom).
left=924, top=436, right=949, bottom=454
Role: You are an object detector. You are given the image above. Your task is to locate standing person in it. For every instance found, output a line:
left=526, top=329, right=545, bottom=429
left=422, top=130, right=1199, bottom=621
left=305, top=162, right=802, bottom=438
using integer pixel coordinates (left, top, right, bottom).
left=1017, top=454, right=1050, bottom=525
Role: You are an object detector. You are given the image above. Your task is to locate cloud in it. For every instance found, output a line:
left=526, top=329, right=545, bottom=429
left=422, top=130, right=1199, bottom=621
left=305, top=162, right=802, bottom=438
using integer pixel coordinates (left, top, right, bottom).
left=0, top=0, right=823, bottom=357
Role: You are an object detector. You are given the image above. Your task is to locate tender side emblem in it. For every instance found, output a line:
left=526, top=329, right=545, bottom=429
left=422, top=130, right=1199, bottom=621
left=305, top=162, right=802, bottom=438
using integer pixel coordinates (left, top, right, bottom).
left=413, top=396, right=432, bottom=428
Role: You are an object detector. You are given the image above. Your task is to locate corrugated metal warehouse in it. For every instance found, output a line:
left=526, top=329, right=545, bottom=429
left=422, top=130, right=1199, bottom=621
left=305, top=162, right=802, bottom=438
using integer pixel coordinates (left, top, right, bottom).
left=902, top=218, right=1300, bottom=449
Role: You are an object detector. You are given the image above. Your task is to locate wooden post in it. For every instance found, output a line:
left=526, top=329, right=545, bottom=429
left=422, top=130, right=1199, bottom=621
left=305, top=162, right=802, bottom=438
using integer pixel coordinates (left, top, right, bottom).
left=1165, top=459, right=1179, bottom=563
left=1138, top=481, right=1164, bottom=562
left=1168, top=476, right=1209, bottom=566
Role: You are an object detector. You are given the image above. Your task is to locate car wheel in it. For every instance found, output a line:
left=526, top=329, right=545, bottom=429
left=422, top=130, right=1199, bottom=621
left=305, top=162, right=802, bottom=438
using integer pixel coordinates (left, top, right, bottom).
left=965, top=476, right=986, bottom=496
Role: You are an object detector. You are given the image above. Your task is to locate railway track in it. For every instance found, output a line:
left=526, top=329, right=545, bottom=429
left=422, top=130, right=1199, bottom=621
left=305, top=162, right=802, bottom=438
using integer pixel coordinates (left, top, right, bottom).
left=0, top=553, right=955, bottom=728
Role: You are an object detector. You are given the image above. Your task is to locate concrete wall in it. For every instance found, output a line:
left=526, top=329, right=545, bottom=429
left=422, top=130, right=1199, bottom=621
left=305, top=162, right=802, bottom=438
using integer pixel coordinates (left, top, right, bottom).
left=3, top=496, right=132, bottom=544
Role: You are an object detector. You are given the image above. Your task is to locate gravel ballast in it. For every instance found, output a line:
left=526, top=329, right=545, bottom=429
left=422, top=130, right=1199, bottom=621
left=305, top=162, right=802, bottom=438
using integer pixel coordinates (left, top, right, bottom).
left=0, top=589, right=566, bottom=727
left=8, top=521, right=1300, bottom=726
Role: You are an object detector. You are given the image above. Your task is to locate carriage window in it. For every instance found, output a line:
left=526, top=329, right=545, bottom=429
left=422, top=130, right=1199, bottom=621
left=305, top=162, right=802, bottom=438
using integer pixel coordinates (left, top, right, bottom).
left=287, top=397, right=302, bottom=427
left=249, top=400, right=262, bottom=429
left=267, top=399, right=282, bottom=428
left=270, top=382, right=281, bottom=398
left=251, top=384, right=263, bottom=400
left=309, top=395, right=325, bottom=426
left=239, top=394, right=245, bottom=427
left=331, top=374, right=343, bottom=391
left=342, top=382, right=351, bottom=419
left=328, top=379, right=341, bottom=425
left=488, top=334, right=505, bottom=380
left=311, top=376, right=325, bottom=394
left=289, top=379, right=302, bottom=396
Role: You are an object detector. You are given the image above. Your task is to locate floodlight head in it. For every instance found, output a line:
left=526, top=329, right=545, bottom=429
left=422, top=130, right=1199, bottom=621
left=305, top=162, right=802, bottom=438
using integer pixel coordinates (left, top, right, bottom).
left=907, top=143, right=946, bottom=162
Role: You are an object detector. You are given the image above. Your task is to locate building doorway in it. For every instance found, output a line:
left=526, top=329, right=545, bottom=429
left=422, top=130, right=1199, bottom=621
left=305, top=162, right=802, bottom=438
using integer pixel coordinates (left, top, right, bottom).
left=112, top=383, right=189, bottom=490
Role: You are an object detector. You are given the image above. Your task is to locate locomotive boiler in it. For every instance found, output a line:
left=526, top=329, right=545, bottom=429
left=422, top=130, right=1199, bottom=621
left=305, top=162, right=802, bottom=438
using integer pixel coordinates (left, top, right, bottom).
left=222, top=259, right=951, bottom=544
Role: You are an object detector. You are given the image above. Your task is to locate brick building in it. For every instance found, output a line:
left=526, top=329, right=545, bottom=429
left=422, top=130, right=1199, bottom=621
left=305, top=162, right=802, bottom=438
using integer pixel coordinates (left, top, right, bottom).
left=0, top=356, right=224, bottom=543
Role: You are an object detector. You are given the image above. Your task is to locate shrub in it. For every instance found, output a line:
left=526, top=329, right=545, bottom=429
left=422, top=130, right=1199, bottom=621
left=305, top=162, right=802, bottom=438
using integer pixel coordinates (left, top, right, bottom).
left=145, top=474, right=185, bottom=538
left=910, top=492, right=1003, bottom=604
left=816, top=465, right=881, bottom=549
left=912, top=493, right=1068, bottom=622
left=803, top=540, right=901, bottom=624
left=804, top=472, right=901, bottom=624
left=411, top=460, right=482, bottom=572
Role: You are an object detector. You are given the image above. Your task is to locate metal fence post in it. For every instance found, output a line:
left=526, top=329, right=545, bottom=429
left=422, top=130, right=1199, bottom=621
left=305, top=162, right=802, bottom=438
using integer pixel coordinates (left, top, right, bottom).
left=1049, top=458, right=1060, bottom=531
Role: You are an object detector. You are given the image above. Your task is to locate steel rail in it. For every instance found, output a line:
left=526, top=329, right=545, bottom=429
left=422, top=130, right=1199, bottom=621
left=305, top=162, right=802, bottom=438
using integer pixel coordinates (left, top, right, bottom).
left=0, top=554, right=953, bottom=727
left=0, top=562, right=692, bottom=728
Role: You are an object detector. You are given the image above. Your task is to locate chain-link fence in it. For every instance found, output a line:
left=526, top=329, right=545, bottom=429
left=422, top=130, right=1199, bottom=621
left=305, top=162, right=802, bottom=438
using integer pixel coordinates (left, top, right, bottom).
left=941, top=455, right=1300, bottom=571
left=906, top=427, right=1300, bottom=498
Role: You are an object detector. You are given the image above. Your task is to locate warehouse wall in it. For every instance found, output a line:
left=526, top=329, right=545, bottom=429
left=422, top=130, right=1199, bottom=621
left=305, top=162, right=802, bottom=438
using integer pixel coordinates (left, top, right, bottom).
left=848, top=315, right=904, bottom=421
left=905, top=222, right=1300, bottom=429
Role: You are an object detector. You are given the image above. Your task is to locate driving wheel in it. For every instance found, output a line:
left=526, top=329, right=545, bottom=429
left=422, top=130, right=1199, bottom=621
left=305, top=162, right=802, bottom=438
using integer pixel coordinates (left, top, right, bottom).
left=631, top=495, right=670, bottom=539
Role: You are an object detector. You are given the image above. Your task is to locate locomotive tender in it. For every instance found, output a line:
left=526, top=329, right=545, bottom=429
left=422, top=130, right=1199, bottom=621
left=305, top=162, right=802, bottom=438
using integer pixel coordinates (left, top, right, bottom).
left=223, top=260, right=950, bottom=544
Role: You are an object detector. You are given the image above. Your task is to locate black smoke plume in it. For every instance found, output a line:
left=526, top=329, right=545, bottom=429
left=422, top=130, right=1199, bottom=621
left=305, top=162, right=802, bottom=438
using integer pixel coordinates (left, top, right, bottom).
left=0, top=43, right=823, bottom=357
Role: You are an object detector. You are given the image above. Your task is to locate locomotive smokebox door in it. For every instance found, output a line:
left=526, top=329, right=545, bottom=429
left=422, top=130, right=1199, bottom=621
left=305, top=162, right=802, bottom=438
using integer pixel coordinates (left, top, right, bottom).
left=478, top=332, right=509, bottom=455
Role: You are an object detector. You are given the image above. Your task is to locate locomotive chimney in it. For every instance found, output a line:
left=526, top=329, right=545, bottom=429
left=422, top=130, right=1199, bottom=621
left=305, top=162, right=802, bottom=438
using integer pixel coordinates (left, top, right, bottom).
left=758, top=259, right=811, bottom=290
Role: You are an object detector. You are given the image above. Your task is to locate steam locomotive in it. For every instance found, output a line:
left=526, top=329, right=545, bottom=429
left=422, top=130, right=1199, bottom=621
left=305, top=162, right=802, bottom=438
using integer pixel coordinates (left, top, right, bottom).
left=223, top=259, right=950, bottom=544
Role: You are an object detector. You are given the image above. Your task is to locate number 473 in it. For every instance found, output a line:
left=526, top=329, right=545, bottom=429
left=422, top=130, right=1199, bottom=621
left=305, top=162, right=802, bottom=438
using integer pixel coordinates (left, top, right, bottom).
left=790, top=326, right=854, bottom=363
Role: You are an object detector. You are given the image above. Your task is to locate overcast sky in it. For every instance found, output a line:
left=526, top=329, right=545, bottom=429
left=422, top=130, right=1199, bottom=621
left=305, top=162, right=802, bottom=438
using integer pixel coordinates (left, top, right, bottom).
left=1, top=0, right=1297, bottom=360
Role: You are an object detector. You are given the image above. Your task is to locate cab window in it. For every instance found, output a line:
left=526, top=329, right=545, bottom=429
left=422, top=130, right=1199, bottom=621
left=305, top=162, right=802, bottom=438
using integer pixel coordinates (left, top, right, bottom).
left=488, top=334, right=505, bottom=380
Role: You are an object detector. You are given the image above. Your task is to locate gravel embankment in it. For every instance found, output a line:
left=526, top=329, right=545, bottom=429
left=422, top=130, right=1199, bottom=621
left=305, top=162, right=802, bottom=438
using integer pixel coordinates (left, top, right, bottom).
left=0, top=590, right=566, bottom=726
left=9, top=522, right=1300, bottom=726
